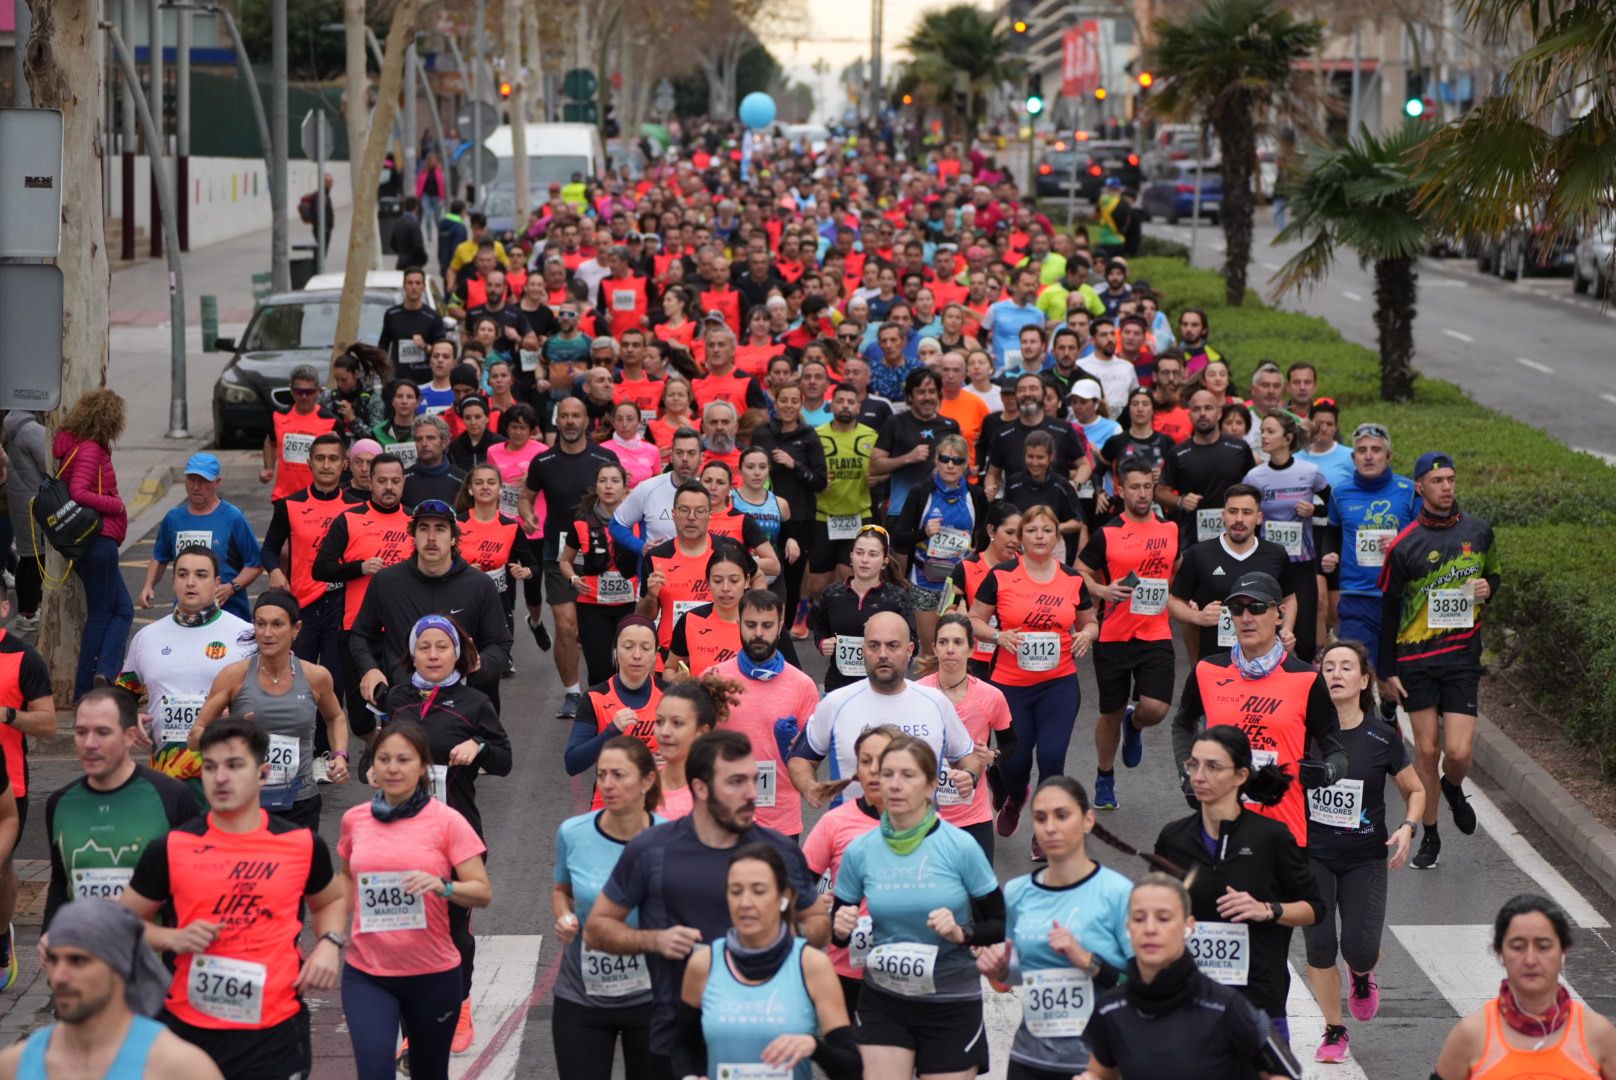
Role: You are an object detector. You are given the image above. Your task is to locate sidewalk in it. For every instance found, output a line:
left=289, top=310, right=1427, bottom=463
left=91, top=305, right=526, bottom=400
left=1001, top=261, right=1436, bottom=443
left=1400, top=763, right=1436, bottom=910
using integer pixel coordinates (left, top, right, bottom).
left=108, top=217, right=354, bottom=517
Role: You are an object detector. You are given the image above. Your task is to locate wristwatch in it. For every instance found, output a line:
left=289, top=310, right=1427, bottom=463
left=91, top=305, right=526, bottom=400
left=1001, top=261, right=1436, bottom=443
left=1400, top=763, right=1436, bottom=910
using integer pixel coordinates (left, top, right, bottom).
left=1269, top=901, right=1284, bottom=923
left=1399, top=819, right=1419, bottom=836
left=331, top=750, right=349, bottom=760
left=1, top=708, right=13, bottom=727
left=1084, top=955, right=1103, bottom=979
left=320, top=931, right=346, bottom=950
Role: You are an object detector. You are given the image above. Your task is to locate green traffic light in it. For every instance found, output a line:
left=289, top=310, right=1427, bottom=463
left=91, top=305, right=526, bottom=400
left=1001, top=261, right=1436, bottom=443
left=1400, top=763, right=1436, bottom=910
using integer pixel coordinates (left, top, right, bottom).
left=1404, top=97, right=1425, bottom=117
left=1026, top=96, right=1045, bottom=115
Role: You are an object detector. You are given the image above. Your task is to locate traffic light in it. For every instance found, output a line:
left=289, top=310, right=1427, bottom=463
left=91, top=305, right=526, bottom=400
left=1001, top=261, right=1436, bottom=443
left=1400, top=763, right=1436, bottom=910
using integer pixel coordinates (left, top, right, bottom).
left=1013, top=19, right=1028, bottom=33
left=1026, top=72, right=1044, bottom=115
left=1094, top=86, right=1107, bottom=101
left=1136, top=71, right=1153, bottom=89
left=1404, top=71, right=1426, bottom=117
left=902, top=93, right=913, bottom=105
left=499, top=81, right=513, bottom=99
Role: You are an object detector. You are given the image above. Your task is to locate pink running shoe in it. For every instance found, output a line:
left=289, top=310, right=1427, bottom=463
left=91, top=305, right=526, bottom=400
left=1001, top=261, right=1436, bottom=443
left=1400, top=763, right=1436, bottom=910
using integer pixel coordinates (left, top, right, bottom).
left=1315, top=1025, right=1350, bottom=1063
left=1349, top=969, right=1381, bottom=1022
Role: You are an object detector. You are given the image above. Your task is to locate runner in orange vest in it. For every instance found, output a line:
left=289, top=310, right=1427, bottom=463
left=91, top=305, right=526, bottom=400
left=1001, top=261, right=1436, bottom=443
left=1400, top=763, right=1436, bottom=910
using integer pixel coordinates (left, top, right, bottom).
left=596, top=246, right=652, bottom=338
left=312, top=455, right=415, bottom=632
left=262, top=366, right=338, bottom=501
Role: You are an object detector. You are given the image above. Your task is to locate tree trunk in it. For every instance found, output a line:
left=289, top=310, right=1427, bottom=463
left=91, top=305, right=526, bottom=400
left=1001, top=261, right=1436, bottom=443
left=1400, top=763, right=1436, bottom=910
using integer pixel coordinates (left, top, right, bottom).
left=525, top=5, right=545, bottom=125
left=25, top=0, right=107, bottom=703
left=343, top=0, right=375, bottom=274
left=333, top=0, right=421, bottom=360
left=506, top=0, right=529, bottom=221
left=1214, top=107, right=1257, bottom=307
left=1373, top=256, right=1418, bottom=401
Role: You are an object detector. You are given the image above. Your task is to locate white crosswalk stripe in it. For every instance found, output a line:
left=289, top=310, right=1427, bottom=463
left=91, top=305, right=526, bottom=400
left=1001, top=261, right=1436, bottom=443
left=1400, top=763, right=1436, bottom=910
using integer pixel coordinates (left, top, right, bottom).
left=448, top=934, right=546, bottom=1080
left=1392, top=924, right=1585, bottom=1020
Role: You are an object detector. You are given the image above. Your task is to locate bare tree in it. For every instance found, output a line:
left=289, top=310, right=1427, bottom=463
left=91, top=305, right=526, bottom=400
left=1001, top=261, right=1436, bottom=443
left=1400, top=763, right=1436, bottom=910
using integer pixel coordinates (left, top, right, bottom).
left=24, top=0, right=108, bottom=701
left=343, top=0, right=376, bottom=274
left=505, top=0, right=529, bottom=219
left=334, top=0, right=422, bottom=359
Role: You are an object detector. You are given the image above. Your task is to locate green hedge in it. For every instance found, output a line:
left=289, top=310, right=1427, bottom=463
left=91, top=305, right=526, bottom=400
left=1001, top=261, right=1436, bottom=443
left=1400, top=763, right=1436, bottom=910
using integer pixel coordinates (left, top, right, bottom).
left=1126, top=255, right=1616, bottom=771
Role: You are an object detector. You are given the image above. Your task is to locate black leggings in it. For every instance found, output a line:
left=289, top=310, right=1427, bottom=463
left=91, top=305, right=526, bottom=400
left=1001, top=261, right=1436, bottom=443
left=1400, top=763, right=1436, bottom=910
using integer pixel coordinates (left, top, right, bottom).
left=1292, top=563, right=1321, bottom=663
left=1303, top=853, right=1388, bottom=973
left=838, top=974, right=863, bottom=1022
left=958, top=818, right=995, bottom=862
left=12, top=558, right=41, bottom=617
left=551, top=995, right=654, bottom=1080
left=449, top=901, right=475, bottom=1000
left=575, top=601, right=627, bottom=686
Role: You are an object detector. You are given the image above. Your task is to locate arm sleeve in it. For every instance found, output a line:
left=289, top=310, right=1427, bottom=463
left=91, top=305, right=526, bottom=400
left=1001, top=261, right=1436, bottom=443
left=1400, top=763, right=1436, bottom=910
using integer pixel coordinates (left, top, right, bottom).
left=601, top=835, right=649, bottom=909
left=974, top=568, right=1000, bottom=607
left=1169, top=548, right=1199, bottom=600
left=670, top=1000, right=708, bottom=1079
left=742, top=515, right=766, bottom=551
left=312, top=515, right=365, bottom=583
left=610, top=486, right=648, bottom=555
left=377, top=314, right=397, bottom=355
left=470, top=580, right=513, bottom=673
left=812, top=1027, right=862, bottom=1080
left=745, top=380, right=768, bottom=410
left=1172, top=663, right=1205, bottom=770
left=473, top=695, right=514, bottom=777
left=509, top=530, right=540, bottom=570
left=18, top=651, right=51, bottom=702
left=152, top=517, right=176, bottom=564
left=803, top=434, right=828, bottom=492
left=669, top=613, right=690, bottom=660
left=1277, top=828, right=1325, bottom=925
left=229, top=510, right=262, bottom=570
left=891, top=487, right=925, bottom=553
left=303, top=835, right=336, bottom=894
left=565, top=714, right=617, bottom=777
left=962, top=887, right=1007, bottom=946
left=64, top=446, right=125, bottom=516
left=348, top=590, right=384, bottom=676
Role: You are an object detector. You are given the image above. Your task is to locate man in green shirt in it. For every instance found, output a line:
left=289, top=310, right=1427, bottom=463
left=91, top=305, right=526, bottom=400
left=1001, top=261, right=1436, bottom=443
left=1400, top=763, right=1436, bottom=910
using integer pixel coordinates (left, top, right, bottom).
left=1036, top=253, right=1106, bottom=325
left=807, top=385, right=879, bottom=604
left=44, top=687, right=200, bottom=929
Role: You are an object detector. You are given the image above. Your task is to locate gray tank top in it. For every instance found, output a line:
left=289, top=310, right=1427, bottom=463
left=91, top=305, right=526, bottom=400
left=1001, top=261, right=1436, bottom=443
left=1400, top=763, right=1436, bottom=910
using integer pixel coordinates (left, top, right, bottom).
left=234, top=654, right=318, bottom=807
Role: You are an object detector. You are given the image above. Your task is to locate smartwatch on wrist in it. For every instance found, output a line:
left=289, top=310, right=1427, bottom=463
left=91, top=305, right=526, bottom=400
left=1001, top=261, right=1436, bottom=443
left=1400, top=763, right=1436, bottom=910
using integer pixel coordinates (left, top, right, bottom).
left=1400, top=819, right=1419, bottom=836
left=320, top=931, right=346, bottom=950
left=1268, top=901, right=1284, bottom=923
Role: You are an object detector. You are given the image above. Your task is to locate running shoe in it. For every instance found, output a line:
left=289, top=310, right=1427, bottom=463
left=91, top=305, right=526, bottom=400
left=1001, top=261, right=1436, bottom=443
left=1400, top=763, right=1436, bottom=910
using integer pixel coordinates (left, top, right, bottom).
left=1093, top=773, right=1118, bottom=811
left=557, top=692, right=581, bottom=720
left=1379, top=696, right=1399, bottom=722
left=1120, top=706, right=1143, bottom=769
left=1411, top=827, right=1441, bottom=869
left=790, top=600, right=811, bottom=640
left=987, top=764, right=1007, bottom=812
left=1030, top=836, right=1046, bottom=862
left=311, top=753, right=333, bottom=785
left=528, top=617, right=552, bottom=652
left=451, top=999, right=474, bottom=1053
left=1349, top=969, right=1381, bottom=1022
left=1442, top=776, right=1477, bottom=835
left=0, top=924, right=16, bottom=991
left=502, top=657, right=517, bottom=678
left=10, top=615, right=37, bottom=634
left=996, top=794, right=1025, bottom=838
left=1315, top=1025, right=1350, bottom=1063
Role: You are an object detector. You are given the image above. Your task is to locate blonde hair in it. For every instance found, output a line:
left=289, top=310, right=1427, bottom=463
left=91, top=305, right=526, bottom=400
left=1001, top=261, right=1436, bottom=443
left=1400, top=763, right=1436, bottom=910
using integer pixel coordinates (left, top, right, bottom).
left=61, top=389, right=127, bottom=446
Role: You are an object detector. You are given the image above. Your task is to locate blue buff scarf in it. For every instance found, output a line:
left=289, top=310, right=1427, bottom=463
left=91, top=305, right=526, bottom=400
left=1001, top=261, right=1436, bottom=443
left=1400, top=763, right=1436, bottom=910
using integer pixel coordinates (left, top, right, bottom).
left=1233, top=639, right=1287, bottom=681
left=736, top=649, right=785, bottom=681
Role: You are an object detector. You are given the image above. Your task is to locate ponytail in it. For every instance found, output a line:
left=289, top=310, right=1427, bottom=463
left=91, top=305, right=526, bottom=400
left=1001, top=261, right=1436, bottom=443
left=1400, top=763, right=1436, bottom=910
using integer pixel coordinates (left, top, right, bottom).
left=1030, top=776, right=1184, bottom=876
left=1191, top=727, right=1293, bottom=808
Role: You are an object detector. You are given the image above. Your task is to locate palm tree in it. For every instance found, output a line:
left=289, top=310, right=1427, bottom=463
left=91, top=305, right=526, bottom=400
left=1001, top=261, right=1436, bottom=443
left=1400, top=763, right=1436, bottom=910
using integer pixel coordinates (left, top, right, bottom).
left=1413, top=0, right=1616, bottom=245
left=1270, top=125, right=1433, bottom=401
left=902, top=4, right=1018, bottom=139
left=1148, top=0, right=1324, bottom=306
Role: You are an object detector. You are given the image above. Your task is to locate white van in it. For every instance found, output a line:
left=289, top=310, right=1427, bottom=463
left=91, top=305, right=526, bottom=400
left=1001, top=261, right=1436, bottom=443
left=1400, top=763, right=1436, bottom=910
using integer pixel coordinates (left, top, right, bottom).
left=485, top=122, right=607, bottom=192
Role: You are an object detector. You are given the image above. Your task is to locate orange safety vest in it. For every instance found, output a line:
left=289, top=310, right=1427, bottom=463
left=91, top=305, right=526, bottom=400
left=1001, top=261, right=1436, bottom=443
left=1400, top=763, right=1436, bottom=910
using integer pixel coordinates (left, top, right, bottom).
left=270, top=408, right=338, bottom=500
left=337, top=504, right=414, bottom=627
left=603, top=275, right=649, bottom=337
left=698, top=286, right=742, bottom=335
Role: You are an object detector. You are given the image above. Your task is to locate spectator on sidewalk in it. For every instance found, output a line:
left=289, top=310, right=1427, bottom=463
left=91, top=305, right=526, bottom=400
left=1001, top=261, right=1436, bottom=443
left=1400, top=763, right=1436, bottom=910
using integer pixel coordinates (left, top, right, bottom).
left=437, top=199, right=468, bottom=282
left=137, top=453, right=263, bottom=620
left=391, top=196, right=429, bottom=272
left=417, top=150, right=446, bottom=236
left=1, top=410, right=48, bottom=632
left=304, top=172, right=336, bottom=258
left=52, top=389, right=134, bottom=696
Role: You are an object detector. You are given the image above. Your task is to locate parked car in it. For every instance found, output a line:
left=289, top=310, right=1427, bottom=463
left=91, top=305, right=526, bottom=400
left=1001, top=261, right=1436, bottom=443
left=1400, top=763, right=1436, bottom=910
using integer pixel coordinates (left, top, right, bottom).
left=1475, top=214, right=1576, bottom=280
left=211, top=289, right=394, bottom=448
left=1138, top=162, right=1222, bottom=224
left=1572, top=214, right=1614, bottom=298
left=1035, top=140, right=1141, bottom=201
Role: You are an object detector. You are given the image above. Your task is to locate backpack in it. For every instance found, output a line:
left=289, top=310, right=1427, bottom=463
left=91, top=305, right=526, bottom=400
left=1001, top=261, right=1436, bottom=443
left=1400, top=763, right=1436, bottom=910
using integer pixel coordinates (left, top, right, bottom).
left=298, top=192, right=317, bottom=225
left=30, top=446, right=103, bottom=565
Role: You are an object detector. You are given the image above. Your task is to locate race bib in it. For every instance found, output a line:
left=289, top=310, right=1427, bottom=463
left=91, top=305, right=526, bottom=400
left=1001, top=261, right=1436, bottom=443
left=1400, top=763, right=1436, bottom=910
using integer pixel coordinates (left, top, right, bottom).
left=357, top=871, right=427, bottom=933
left=187, top=955, right=266, bottom=1025
left=1196, top=507, right=1225, bottom=542
left=714, top=1065, right=790, bottom=1080
left=1265, top=520, right=1305, bottom=558
left=430, top=763, right=449, bottom=805
left=926, top=528, right=971, bottom=561
left=597, top=571, right=636, bottom=605
left=611, top=289, right=638, bottom=311
left=936, top=767, right=968, bottom=807
left=866, top=942, right=938, bottom=996
left=174, top=529, right=213, bottom=553
left=519, top=348, right=543, bottom=373
left=72, top=867, right=133, bottom=901
left=158, top=694, right=206, bottom=745
left=755, top=759, right=777, bottom=808
left=397, top=340, right=425, bottom=369
left=673, top=599, right=703, bottom=625
left=1077, top=481, right=1095, bottom=499
left=1217, top=605, right=1237, bottom=648
left=834, top=635, right=865, bottom=677
left=1130, top=577, right=1168, bottom=617
left=1308, top=779, right=1365, bottom=830
left=581, top=946, right=652, bottom=998
left=1017, top=631, right=1061, bottom=672
left=498, top=483, right=522, bottom=516
left=1022, top=967, right=1095, bottom=1038
left=1428, top=586, right=1475, bottom=629
left=1356, top=528, right=1394, bottom=568
left=281, top=432, right=314, bottom=465
left=640, top=408, right=658, bottom=423
left=1187, top=922, right=1249, bottom=986
left=390, top=442, right=418, bottom=471
left=487, top=565, right=509, bottom=593
left=848, top=915, right=874, bottom=970
left=266, top=733, right=299, bottom=786
left=826, top=515, right=861, bottom=541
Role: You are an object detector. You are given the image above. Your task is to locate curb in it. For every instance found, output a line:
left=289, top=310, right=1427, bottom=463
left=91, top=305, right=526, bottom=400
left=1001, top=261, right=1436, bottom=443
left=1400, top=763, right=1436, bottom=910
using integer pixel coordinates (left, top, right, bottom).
left=119, top=464, right=182, bottom=553
left=1474, top=710, right=1616, bottom=905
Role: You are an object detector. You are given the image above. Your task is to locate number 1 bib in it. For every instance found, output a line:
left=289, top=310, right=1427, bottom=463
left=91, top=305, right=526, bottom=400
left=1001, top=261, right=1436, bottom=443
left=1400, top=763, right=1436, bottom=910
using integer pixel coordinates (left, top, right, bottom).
left=755, top=760, right=777, bottom=808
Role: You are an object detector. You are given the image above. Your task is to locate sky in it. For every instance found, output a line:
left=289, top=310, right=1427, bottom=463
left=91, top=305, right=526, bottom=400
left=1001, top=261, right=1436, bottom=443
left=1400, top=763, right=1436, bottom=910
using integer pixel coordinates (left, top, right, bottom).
left=762, top=0, right=996, bottom=122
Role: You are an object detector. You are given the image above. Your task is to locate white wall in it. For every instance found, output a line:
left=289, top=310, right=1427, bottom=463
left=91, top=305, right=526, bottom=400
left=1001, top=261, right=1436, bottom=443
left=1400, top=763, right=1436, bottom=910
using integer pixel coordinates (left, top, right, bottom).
left=109, top=156, right=354, bottom=250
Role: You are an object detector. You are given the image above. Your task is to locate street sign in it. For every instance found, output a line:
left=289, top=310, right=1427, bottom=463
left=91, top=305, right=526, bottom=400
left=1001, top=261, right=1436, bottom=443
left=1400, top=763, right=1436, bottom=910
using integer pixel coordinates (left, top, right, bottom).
left=563, top=68, right=597, bottom=102
left=473, top=146, right=499, bottom=182
left=0, top=264, right=64, bottom=411
left=457, top=100, right=500, bottom=138
left=299, top=110, right=333, bottom=161
left=1062, top=23, right=1101, bottom=98
left=562, top=101, right=598, bottom=124
left=0, top=108, right=64, bottom=259
left=654, top=79, right=675, bottom=115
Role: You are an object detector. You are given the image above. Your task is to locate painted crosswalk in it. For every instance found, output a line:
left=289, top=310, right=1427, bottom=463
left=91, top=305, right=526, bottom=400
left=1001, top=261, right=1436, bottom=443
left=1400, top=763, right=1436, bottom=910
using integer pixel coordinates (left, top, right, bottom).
left=451, top=935, right=546, bottom=1080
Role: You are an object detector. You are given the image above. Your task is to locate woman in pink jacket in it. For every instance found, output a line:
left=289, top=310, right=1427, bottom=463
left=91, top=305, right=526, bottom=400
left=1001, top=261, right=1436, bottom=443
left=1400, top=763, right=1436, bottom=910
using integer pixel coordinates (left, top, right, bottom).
left=53, top=389, right=133, bottom=695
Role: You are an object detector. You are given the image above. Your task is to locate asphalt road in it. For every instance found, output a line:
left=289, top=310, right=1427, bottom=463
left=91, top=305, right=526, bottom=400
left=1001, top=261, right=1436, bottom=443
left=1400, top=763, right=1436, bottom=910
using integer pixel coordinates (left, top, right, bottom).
left=1150, top=214, right=1616, bottom=463
left=4, top=451, right=1605, bottom=1080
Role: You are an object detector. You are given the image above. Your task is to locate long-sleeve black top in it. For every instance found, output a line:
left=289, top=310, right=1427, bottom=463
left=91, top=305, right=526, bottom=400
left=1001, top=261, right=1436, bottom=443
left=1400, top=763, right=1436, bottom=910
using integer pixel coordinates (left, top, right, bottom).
left=380, top=679, right=511, bottom=838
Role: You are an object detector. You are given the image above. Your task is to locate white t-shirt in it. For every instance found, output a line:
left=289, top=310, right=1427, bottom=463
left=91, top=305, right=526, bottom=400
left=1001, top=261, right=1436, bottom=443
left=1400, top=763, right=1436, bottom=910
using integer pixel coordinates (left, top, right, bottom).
left=120, top=611, right=256, bottom=742
left=964, top=383, right=1004, bottom=414
left=613, top=472, right=682, bottom=549
left=1077, top=356, right=1141, bottom=416
left=801, top=680, right=975, bottom=802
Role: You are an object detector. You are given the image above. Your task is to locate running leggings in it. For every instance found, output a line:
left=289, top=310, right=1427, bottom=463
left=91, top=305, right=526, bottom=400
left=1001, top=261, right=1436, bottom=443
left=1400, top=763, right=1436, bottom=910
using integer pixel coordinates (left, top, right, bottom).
left=1303, top=854, right=1388, bottom=973
left=997, top=675, right=1082, bottom=801
left=575, top=601, right=626, bottom=687
left=551, top=994, right=654, bottom=1080
left=450, top=902, right=475, bottom=1000
left=341, top=963, right=463, bottom=1080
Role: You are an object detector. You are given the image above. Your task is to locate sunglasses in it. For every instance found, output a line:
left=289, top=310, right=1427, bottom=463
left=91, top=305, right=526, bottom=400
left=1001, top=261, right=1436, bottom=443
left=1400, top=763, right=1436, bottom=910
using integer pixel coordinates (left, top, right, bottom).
left=291, top=387, right=319, bottom=397
left=936, top=454, right=967, bottom=466
left=1225, top=600, right=1272, bottom=617
left=856, top=523, right=889, bottom=540
left=1313, top=396, right=1337, bottom=407
left=414, top=499, right=454, bottom=517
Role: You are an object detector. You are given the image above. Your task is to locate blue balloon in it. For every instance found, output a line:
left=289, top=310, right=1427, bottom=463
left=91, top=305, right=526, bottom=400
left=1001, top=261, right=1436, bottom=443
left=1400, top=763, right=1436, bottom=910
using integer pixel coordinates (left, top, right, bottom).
left=739, top=92, right=777, bottom=129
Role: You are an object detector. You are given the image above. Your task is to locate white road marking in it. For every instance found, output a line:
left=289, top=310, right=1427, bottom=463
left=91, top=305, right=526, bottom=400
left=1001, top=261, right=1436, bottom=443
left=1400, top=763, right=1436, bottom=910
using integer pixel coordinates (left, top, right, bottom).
left=1441, top=328, right=1475, bottom=343
left=982, top=975, right=1022, bottom=1080
left=1261, top=260, right=1282, bottom=271
left=1286, top=962, right=1371, bottom=1079
left=1341, top=290, right=1363, bottom=302
left=1601, top=393, right=1616, bottom=407
left=1422, top=278, right=1470, bottom=288
left=451, top=934, right=546, bottom=1079
left=1391, top=925, right=1585, bottom=1020
left=1575, top=447, right=1616, bottom=467
left=1396, top=714, right=1607, bottom=928
left=1515, top=356, right=1554, bottom=374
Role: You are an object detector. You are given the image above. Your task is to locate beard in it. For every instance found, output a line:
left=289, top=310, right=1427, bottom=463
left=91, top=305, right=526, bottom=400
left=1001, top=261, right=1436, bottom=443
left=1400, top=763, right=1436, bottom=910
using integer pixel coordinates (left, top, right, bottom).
left=706, top=432, right=736, bottom=454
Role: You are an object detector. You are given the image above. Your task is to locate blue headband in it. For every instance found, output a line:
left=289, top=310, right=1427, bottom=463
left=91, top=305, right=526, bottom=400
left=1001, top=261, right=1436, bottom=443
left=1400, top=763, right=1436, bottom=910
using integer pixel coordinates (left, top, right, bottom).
left=409, top=614, right=461, bottom=657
